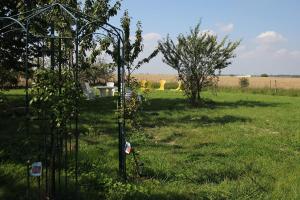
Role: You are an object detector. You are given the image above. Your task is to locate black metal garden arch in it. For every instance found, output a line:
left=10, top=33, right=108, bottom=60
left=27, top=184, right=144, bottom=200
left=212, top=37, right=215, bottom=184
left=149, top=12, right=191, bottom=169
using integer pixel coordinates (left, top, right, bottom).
left=0, top=2, right=127, bottom=199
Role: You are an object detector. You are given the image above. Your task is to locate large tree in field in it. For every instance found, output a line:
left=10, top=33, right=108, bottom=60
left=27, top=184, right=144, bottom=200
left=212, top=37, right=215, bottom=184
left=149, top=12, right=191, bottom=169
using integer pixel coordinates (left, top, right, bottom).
left=159, top=23, right=240, bottom=105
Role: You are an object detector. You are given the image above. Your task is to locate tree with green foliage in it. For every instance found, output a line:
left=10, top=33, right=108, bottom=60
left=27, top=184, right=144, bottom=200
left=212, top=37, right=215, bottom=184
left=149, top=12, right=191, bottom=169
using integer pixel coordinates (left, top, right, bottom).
left=0, top=1, right=27, bottom=88
left=99, top=10, right=158, bottom=132
left=261, top=73, right=269, bottom=77
left=239, top=77, right=250, bottom=88
left=0, top=0, right=121, bottom=88
left=159, top=23, right=240, bottom=105
left=80, top=58, right=115, bottom=85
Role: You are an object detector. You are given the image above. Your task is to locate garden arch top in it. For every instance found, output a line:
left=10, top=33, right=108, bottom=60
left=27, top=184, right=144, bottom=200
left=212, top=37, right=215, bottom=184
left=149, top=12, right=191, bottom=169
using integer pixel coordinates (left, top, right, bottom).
left=0, top=2, right=127, bottom=198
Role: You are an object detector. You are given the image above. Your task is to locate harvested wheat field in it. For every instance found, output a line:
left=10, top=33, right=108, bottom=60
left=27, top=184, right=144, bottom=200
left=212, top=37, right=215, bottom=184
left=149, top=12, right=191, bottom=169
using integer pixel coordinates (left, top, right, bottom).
left=133, top=73, right=179, bottom=82
left=133, top=73, right=300, bottom=89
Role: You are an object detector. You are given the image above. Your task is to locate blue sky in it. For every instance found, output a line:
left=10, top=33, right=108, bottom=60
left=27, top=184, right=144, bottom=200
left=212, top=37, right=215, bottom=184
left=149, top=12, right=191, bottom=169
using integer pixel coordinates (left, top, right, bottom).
left=108, top=0, right=300, bottom=75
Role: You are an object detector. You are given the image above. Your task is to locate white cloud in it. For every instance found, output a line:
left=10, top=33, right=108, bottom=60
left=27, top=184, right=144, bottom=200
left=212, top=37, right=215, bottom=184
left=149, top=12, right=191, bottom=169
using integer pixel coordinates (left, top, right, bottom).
left=290, top=50, right=300, bottom=58
left=256, top=31, right=286, bottom=44
left=273, top=48, right=300, bottom=59
left=199, top=29, right=216, bottom=37
left=226, top=44, right=300, bottom=75
left=217, top=23, right=234, bottom=33
left=275, top=48, right=289, bottom=56
left=143, top=32, right=161, bottom=41
left=236, top=45, right=246, bottom=53
left=240, top=46, right=300, bottom=60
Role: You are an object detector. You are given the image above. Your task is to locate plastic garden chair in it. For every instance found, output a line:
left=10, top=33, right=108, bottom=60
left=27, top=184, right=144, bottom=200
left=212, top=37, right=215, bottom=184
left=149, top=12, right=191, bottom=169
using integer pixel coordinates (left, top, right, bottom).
left=140, top=80, right=147, bottom=91
left=157, top=80, right=166, bottom=91
left=106, top=82, right=116, bottom=96
left=175, top=81, right=182, bottom=91
left=82, top=82, right=96, bottom=100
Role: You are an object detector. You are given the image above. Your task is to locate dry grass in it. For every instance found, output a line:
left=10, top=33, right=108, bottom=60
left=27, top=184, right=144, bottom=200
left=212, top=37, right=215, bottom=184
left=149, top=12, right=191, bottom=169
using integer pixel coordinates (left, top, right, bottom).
left=133, top=73, right=179, bottom=82
left=219, top=76, right=300, bottom=89
left=133, top=74, right=300, bottom=89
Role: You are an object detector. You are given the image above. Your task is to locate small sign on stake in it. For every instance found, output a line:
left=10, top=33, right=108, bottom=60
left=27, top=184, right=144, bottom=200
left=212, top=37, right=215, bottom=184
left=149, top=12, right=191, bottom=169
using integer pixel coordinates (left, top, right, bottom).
left=125, top=141, right=132, bottom=154
left=30, top=162, right=42, bottom=177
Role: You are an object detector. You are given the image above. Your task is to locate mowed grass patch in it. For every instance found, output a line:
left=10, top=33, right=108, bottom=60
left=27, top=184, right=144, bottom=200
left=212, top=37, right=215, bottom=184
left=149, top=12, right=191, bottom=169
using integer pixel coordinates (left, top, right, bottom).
left=0, top=89, right=299, bottom=199
left=134, top=91, right=300, bottom=199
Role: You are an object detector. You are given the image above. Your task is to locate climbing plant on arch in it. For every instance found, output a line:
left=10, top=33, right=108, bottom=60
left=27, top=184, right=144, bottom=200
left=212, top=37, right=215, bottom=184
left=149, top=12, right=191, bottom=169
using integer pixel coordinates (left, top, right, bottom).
left=0, top=2, right=127, bottom=199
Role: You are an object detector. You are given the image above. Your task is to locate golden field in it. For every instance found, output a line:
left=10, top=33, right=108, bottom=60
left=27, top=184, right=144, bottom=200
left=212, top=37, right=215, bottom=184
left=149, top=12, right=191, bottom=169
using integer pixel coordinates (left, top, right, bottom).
left=133, top=74, right=300, bottom=89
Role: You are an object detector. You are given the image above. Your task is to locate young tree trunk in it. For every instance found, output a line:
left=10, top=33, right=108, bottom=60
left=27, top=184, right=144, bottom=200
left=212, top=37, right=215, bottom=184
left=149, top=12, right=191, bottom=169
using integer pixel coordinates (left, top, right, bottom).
left=196, top=79, right=201, bottom=103
left=126, top=66, right=132, bottom=87
left=196, top=90, right=201, bottom=103
left=191, top=91, right=197, bottom=105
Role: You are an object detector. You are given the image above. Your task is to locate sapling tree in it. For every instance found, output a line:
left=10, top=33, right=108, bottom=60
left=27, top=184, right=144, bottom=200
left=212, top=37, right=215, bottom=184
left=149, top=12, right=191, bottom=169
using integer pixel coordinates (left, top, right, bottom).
left=120, top=10, right=159, bottom=87
left=159, top=23, right=240, bottom=105
left=100, top=11, right=158, bottom=132
left=119, top=10, right=159, bottom=131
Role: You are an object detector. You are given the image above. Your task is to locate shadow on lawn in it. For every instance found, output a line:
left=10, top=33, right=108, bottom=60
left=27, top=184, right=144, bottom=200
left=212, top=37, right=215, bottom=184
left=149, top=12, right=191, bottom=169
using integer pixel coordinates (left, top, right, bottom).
left=146, top=98, right=285, bottom=112
left=208, top=99, right=286, bottom=109
left=0, top=170, right=27, bottom=200
left=142, top=114, right=251, bottom=128
left=79, top=97, right=118, bottom=136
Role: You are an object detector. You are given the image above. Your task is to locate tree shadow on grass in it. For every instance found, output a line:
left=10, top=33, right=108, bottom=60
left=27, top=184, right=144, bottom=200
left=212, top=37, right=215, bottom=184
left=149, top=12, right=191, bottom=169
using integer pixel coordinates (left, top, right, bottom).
left=146, top=98, right=285, bottom=112
left=207, top=99, right=286, bottom=109
left=143, top=193, right=194, bottom=200
left=142, top=114, right=251, bottom=129
left=0, top=172, right=27, bottom=200
left=80, top=97, right=117, bottom=117
left=145, top=98, right=188, bottom=112
left=79, top=97, right=118, bottom=136
left=187, top=115, right=250, bottom=124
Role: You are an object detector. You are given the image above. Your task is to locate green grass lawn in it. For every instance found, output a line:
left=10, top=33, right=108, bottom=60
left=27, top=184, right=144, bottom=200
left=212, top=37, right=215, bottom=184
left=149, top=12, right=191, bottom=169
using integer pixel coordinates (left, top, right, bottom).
left=1, top=89, right=300, bottom=199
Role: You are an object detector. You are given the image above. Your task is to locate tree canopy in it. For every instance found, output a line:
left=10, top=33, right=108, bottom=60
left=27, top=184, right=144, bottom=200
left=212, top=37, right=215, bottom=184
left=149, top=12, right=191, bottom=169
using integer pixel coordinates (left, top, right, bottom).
left=0, top=0, right=121, bottom=88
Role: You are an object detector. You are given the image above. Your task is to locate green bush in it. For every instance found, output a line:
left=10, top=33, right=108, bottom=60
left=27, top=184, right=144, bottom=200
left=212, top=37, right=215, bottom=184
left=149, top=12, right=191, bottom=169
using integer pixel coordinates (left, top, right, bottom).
left=165, top=82, right=179, bottom=89
left=239, top=77, right=250, bottom=88
left=149, top=82, right=159, bottom=89
left=144, top=81, right=153, bottom=89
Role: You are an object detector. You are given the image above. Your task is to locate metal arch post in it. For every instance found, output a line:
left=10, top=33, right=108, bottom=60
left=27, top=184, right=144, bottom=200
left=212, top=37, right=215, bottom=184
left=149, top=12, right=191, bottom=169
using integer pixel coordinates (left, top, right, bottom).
left=0, top=17, right=26, bottom=33
left=25, top=20, right=29, bottom=135
left=116, top=34, right=126, bottom=181
left=117, top=38, right=124, bottom=180
left=78, top=21, right=121, bottom=43
left=20, top=4, right=55, bottom=23
left=74, top=20, right=80, bottom=199
left=121, top=33, right=126, bottom=180
left=0, top=28, right=24, bottom=35
left=56, top=3, right=77, bottom=21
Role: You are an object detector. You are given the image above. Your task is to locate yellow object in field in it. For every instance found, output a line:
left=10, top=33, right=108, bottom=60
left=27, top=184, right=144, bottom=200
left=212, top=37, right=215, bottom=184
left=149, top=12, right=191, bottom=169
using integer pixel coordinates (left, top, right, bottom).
left=157, top=80, right=166, bottom=91
left=140, top=80, right=147, bottom=91
left=175, top=81, right=182, bottom=91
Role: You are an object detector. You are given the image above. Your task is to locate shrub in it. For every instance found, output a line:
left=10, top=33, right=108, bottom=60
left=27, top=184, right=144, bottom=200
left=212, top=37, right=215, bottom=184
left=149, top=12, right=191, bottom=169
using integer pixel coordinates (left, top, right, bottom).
left=261, top=73, right=269, bottom=77
left=144, top=82, right=184, bottom=90
left=239, top=77, right=250, bottom=88
left=164, top=82, right=179, bottom=89
left=144, top=81, right=152, bottom=89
